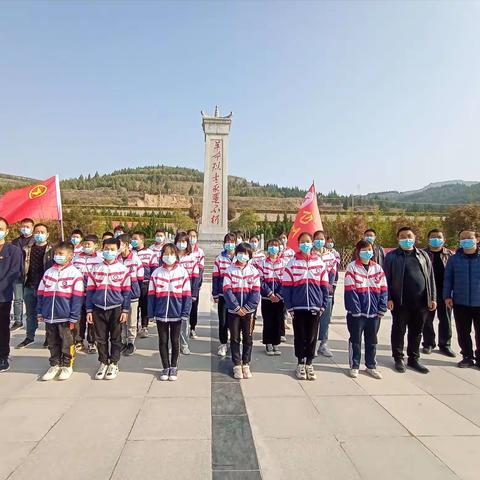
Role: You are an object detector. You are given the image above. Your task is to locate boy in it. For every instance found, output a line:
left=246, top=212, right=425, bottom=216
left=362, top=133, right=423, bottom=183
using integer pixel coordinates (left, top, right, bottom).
left=86, top=238, right=131, bottom=380
left=37, top=242, right=84, bottom=380
left=70, top=229, right=83, bottom=255
left=113, top=225, right=125, bottom=238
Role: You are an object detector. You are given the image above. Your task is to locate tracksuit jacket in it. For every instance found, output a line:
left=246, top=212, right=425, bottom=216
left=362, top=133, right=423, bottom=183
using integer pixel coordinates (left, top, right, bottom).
left=118, top=251, right=144, bottom=301
left=73, top=251, right=103, bottom=286
left=257, top=256, right=286, bottom=300
left=251, top=250, right=266, bottom=270
left=85, top=260, right=131, bottom=313
left=314, top=248, right=338, bottom=293
left=344, top=260, right=388, bottom=318
left=212, top=251, right=235, bottom=299
left=281, top=252, right=330, bottom=312
left=36, top=263, right=85, bottom=323
left=223, top=262, right=261, bottom=314
left=179, top=252, right=201, bottom=300
left=147, top=263, right=192, bottom=321
left=135, top=247, right=156, bottom=282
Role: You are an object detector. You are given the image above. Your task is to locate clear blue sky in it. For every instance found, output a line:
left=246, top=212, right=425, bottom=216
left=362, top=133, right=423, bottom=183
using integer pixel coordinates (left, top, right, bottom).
left=1, top=0, right=479, bottom=195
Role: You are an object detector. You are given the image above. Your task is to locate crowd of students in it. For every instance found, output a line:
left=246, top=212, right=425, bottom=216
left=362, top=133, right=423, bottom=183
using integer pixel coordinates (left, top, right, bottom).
left=0, top=215, right=479, bottom=383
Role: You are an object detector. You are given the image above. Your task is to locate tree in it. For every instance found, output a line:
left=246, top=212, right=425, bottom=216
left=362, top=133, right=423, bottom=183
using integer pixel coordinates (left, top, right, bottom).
left=230, top=209, right=260, bottom=238
left=444, top=204, right=480, bottom=240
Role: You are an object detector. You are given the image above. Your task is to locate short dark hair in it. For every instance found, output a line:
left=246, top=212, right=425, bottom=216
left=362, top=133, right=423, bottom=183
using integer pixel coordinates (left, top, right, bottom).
left=364, top=228, right=376, bottom=235
left=71, top=229, right=83, bottom=237
left=224, top=232, right=236, bottom=243
left=233, top=230, right=244, bottom=239
left=427, top=228, right=443, bottom=237
left=397, top=226, right=414, bottom=237
left=187, top=229, right=198, bottom=235
left=160, top=243, right=178, bottom=261
left=249, top=235, right=259, bottom=241
left=117, top=233, right=131, bottom=244
left=0, top=217, right=9, bottom=228
left=313, top=230, right=325, bottom=237
left=55, top=241, right=74, bottom=253
left=84, top=234, right=98, bottom=243
left=298, top=231, right=313, bottom=244
left=155, top=228, right=166, bottom=235
left=326, top=236, right=335, bottom=242
left=458, top=228, right=476, bottom=236
left=355, top=239, right=372, bottom=253
left=34, top=223, right=48, bottom=231
left=102, top=231, right=114, bottom=238
left=103, top=238, right=120, bottom=248
left=267, top=238, right=281, bottom=248
left=113, top=225, right=125, bottom=232
left=235, top=241, right=253, bottom=258
left=20, top=218, right=34, bottom=225
left=132, top=231, right=145, bottom=240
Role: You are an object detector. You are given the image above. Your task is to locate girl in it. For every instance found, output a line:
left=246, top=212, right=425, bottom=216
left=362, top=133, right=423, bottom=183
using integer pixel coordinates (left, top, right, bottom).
left=148, top=243, right=192, bottom=381
left=175, top=231, right=200, bottom=355
left=250, top=235, right=266, bottom=268
left=344, top=240, right=387, bottom=379
left=187, top=229, right=205, bottom=338
left=223, top=242, right=261, bottom=379
left=326, top=235, right=341, bottom=306
left=278, top=232, right=295, bottom=264
left=258, top=238, right=286, bottom=355
left=282, top=232, right=330, bottom=381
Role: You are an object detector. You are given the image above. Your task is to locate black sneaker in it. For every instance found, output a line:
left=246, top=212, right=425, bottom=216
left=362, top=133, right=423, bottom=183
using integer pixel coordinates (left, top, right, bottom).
left=0, top=358, right=9, bottom=372
left=422, top=346, right=433, bottom=354
left=458, top=358, right=475, bottom=368
left=394, top=359, right=406, bottom=373
left=124, top=343, right=136, bottom=356
left=10, top=322, right=22, bottom=332
left=16, top=338, right=34, bottom=349
left=121, top=343, right=128, bottom=353
left=439, top=346, right=456, bottom=358
left=407, top=359, right=429, bottom=374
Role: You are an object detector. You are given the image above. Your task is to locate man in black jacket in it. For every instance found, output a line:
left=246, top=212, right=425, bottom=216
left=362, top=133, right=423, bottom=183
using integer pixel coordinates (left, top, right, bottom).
left=364, top=229, right=386, bottom=267
left=384, top=227, right=437, bottom=374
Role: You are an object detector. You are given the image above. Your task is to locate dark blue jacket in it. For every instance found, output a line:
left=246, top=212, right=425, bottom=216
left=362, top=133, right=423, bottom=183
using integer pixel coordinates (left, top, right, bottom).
left=443, top=248, right=480, bottom=307
left=0, top=243, right=23, bottom=302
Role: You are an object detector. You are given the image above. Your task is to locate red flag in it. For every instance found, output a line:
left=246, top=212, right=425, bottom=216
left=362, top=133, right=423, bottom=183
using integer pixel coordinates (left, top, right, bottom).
left=0, top=175, right=63, bottom=224
left=287, top=183, right=323, bottom=251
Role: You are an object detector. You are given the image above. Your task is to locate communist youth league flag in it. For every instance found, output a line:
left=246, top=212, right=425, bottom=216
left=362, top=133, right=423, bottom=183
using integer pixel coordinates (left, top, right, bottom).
left=0, top=175, right=63, bottom=224
left=287, top=183, right=323, bottom=250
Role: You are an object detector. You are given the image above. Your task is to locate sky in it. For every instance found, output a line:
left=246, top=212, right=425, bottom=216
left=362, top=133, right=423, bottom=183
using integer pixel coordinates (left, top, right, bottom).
left=1, top=0, right=480, bottom=195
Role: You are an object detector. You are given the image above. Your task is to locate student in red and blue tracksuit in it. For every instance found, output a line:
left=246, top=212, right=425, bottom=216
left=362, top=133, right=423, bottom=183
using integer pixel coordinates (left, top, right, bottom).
left=148, top=243, right=192, bottom=381
left=281, top=232, right=330, bottom=381
left=344, top=240, right=388, bottom=379
left=37, top=242, right=84, bottom=381
left=223, top=242, right=261, bottom=380
left=188, top=229, right=205, bottom=337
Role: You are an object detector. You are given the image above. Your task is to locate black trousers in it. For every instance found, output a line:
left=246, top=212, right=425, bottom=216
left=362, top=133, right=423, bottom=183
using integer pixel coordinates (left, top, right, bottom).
left=229, top=312, right=255, bottom=366
left=217, top=296, right=229, bottom=344
left=189, top=298, right=199, bottom=330
left=391, top=305, right=429, bottom=360
left=453, top=305, right=480, bottom=361
left=422, top=299, right=452, bottom=348
left=46, top=322, right=75, bottom=367
left=292, top=310, right=320, bottom=365
left=139, top=282, right=149, bottom=328
left=281, top=305, right=287, bottom=337
left=93, top=306, right=122, bottom=364
left=156, top=321, right=181, bottom=369
left=0, top=301, right=12, bottom=360
left=261, top=299, right=284, bottom=345
left=74, top=305, right=95, bottom=344
left=347, top=314, right=380, bottom=369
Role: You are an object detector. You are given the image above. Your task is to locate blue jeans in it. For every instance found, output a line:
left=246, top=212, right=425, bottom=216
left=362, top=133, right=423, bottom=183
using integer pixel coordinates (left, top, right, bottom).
left=318, top=296, right=333, bottom=342
left=13, top=280, right=24, bottom=324
left=347, top=314, right=380, bottom=369
left=24, top=287, right=38, bottom=341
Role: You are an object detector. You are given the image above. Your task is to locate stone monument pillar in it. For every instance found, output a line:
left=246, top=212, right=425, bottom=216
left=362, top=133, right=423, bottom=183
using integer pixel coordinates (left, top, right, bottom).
left=199, top=106, right=232, bottom=243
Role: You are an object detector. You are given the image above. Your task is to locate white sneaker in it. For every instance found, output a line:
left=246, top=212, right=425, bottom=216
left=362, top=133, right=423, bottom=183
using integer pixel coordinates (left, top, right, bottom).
left=242, top=364, right=252, bottom=379
left=168, top=367, right=178, bottom=381
left=181, top=345, right=191, bottom=355
left=139, top=327, right=149, bottom=338
left=217, top=344, right=227, bottom=357
left=159, top=368, right=169, bottom=381
left=366, top=368, right=382, bottom=379
left=265, top=344, right=274, bottom=356
left=306, top=364, right=316, bottom=381
left=42, top=365, right=61, bottom=381
left=319, top=343, right=333, bottom=358
left=273, top=345, right=281, bottom=356
left=349, top=368, right=359, bottom=378
left=105, top=363, right=119, bottom=380
left=58, top=366, right=73, bottom=381
left=95, top=363, right=108, bottom=380
left=190, top=329, right=198, bottom=339
left=296, top=364, right=307, bottom=380
left=233, top=365, right=243, bottom=379
left=280, top=336, right=287, bottom=343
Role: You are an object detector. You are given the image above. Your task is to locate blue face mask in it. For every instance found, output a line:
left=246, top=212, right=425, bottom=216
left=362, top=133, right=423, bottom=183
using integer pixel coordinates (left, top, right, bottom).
left=364, top=236, right=376, bottom=244
left=224, top=243, right=236, bottom=252
left=71, top=237, right=81, bottom=246
left=83, top=246, right=94, bottom=255
left=130, top=239, right=139, bottom=248
left=267, top=245, right=280, bottom=255
left=460, top=238, right=476, bottom=250
left=155, top=235, right=165, bottom=244
left=236, top=253, right=250, bottom=263
left=326, top=242, right=334, bottom=249
left=114, top=231, right=123, bottom=238
left=299, top=242, right=313, bottom=254
left=20, top=227, right=32, bottom=236
left=429, top=238, right=444, bottom=248
left=0, top=231, right=6, bottom=241
left=189, top=238, right=197, bottom=245
left=176, top=242, right=187, bottom=251
left=399, top=238, right=415, bottom=249
left=34, top=233, right=47, bottom=243
left=54, top=255, right=67, bottom=265
left=314, top=239, right=325, bottom=249
left=359, top=250, right=374, bottom=262
left=103, top=250, right=117, bottom=261
left=251, top=241, right=259, bottom=249
left=163, top=255, right=177, bottom=266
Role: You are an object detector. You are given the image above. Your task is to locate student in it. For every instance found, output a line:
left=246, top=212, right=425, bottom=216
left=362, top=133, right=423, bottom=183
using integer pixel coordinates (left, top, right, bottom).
left=282, top=232, right=329, bottom=381
left=326, top=235, right=341, bottom=306
left=131, top=231, right=155, bottom=339
left=233, top=230, right=244, bottom=245
left=117, top=234, right=144, bottom=356
left=250, top=235, right=266, bottom=267
left=344, top=240, right=388, bottom=379
left=279, top=232, right=295, bottom=263
left=72, top=234, right=102, bottom=353
left=102, top=231, right=114, bottom=241
left=258, top=238, right=286, bottom=356
left=86, top=238, right=131, bottom=380
left=148, top=243, right=192, bottom=381
left=312, top=230, right=337, bottom=358
left=70, top=229, right=83, bottom=255
left=175, top=231, right=200, bottom=354
left=0, top=218, right=23, bottom=372
left=10, top=217, right=35, bottom=331
left=422, top=229, right=455, bottom=357
left=150, top=229, right=167, bottom=254
left=444, top=229, right=480, bottom=368
left=212, top=233, right=237, bottom=357
left=113, top=225, right=125, bottom=238
left=37, top=242, right=84, bottom=381
left=187, top=229, right=205, bottom=338
left=16, top=223, right=54, bottom=349
left=223, top=242, right=261, bottom=379
left=363, top=229, right=386, bottom=267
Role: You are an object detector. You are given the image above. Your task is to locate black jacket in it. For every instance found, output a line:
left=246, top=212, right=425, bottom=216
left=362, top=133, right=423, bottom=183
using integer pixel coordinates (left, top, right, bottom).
left=423, top=247, right=453, bottom=267
left=384, top=247, right=436, bottom=308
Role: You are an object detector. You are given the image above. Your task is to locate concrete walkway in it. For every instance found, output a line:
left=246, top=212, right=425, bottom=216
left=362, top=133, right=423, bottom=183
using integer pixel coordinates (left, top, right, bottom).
left=1, top=274, right=480, bottom=479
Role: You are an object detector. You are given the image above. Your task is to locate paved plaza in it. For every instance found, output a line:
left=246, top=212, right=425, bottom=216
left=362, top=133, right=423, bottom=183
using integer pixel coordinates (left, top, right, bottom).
left=1, top=274, right=480, bottom=480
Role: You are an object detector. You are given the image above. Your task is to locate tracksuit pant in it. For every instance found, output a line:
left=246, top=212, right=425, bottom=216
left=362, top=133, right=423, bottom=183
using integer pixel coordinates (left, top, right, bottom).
left=74, top=305, right=95, bottom=345
left=453, top=305, right=480, bottom=362
left=24, top=287, right=38, bottom=341
left=189, top=298, right=199, bottom=331
left=347, top=314, right=380, bottom=369
left=292, top=310, right=320, bottom=365
left=229, top=312, right=255, bottom=366
left=422, top=298, right=452, bottom=349
left=121, top=300, right=138, bottom=345
left=217, top=296, right=229, bottom=345
left=139, top=282, right=149, bottom=328
left=318, top=295, right=333, bottom=343
left=0, top=302, right=12, bottom=360
left=261, top=299, right=284, bottom=346
left=93, top=306, right=122, bottom=365
left=12, top=281, right=24, bottom=325
left=157, top=320, right=181, bottom=369
left=45, top=322, right=75, bottom=367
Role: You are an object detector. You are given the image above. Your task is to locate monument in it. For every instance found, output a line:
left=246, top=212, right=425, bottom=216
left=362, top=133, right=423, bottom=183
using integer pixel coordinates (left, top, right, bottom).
left=199, top=106, right=232, bottom=246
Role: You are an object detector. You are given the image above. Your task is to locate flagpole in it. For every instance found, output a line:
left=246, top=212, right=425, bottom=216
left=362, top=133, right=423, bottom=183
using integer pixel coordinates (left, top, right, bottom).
left=55, top=175, right=65, bottom=241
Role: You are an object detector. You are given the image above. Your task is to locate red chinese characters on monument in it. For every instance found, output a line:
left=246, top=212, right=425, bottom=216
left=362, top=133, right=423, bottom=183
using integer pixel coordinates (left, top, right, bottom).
left=209, top=139, right=223, bottom=225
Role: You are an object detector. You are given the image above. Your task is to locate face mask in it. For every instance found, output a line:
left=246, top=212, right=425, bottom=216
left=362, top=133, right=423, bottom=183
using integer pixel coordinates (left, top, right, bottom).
left=429, top=238, right=444, bottom=248
left=176, top=241, right=187, bottom=251
left=103, top=250, right=117, bottom=261
left=163, top=255, right=177, bottom=265
left=130, top=239, right=139, bottom=248
left=236, top=238, right=243, bottom=245
left=189, top=238, right=197, bottom=246
left=34, top=233, right=47, bottom=243
left=299, top=242, right=313, bottom=254
left=251, top=241, right=259, bottom=249
left=364, top=236, right=376, bottom=244
left=20, top=227, right=32, bottom=236
left=83, top=246, right=94, bottom=255
left=155, top=235, right=165, bottom=244
left=267, top=245, right=280, bottom=255
left=71, top=237, right=81, bottom=246
left=114, top=231, right=123, bottom=238
left=281, top=238, right=287, bottom=246
left=0, top=231, right=6, bottom=241
left=359, top=250, right=374, bottom=262
left=326, top=242, right=334, bottom=249
left=460, top=239, right=476, bottom=250
left=54, top=255, right=67, bottom=265
left=225, top=242, right=236, bottom=252
left=279, top=244, right=285, bottom=252
left=399, top=238, right=415, bottom=249
left=314, top=239, right=325, bottom=249
left=236, top=253, right=250, bottom=263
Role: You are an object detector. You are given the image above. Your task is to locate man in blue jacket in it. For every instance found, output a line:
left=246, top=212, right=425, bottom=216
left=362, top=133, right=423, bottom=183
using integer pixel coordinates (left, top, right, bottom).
left=0, top=217, right=23, bottom=372
left=444, top=229, right=480, bottom=368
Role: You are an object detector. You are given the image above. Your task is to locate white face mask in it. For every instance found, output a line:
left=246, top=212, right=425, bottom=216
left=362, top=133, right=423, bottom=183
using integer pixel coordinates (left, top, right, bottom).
left=163, top=255, right=177, bottom=265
